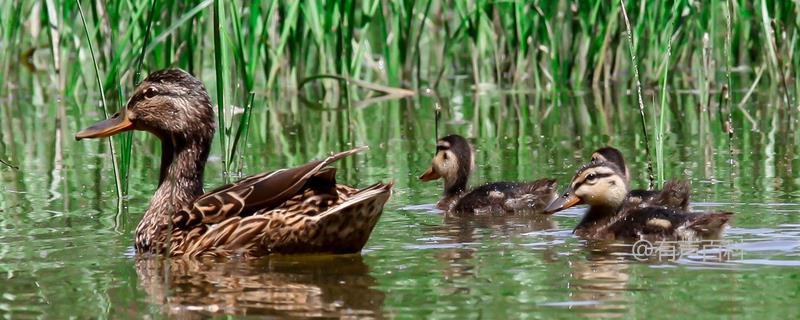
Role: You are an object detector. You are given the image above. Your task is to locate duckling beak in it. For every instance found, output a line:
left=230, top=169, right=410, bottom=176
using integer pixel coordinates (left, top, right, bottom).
left=418, top=166, right=441, bottom=181
left=543, top=188, right=582, bottom=214
left=75, top=112, right=134, bottom=140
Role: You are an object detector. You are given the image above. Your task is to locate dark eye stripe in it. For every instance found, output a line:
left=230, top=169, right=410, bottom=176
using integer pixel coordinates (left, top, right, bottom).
left=126, top=93, right=145, bottom=109
left=590, top=173, right=613, bottom=180
left=126, top=90, right=179, bottom=109
left=436, top=145, right=449, bottom=151
left=573, top=172, right=614, bottom=189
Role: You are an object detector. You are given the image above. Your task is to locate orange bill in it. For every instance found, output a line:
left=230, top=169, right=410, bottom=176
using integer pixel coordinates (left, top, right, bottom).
left=543, top=189, right=582, bottom=214
left=75, top=112, right=134, bottom=140
left=418, top=166, right=441, bottom=181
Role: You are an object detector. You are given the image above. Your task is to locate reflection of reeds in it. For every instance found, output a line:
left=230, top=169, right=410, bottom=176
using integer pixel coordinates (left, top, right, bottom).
left=0, top=158, right=17, bottom=169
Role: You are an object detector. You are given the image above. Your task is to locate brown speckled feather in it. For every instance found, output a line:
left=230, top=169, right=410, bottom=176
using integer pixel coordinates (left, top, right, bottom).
left=176, top=183, right=391, bottom=257
left=173, top=147, right=368, bottom=229
left=165, top=148, right=392, bottom=257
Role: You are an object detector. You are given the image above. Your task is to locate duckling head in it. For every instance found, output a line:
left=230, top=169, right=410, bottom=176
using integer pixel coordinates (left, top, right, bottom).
left=75, top=68, right=215, bottom=142
left=543, top=161, right=628, bottom=214
left=418, top=134, right=474, bottom=195
left=591, top=146, right=631, bottom=185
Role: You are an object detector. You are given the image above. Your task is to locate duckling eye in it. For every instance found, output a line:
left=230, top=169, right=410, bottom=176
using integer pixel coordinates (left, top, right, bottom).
left=586, top=173, right=597, bottom=182
left=144, top=87, right=158, bottom=98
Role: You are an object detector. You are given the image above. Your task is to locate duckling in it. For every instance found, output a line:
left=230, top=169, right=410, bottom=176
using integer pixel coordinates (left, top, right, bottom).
left=591, top=147, right=690, bottom=210
left=419, top=134, right=557, bottom=215
left=543, top=161, right=731, bottom=241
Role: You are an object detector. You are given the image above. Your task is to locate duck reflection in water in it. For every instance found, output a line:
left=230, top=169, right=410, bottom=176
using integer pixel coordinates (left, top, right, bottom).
left=560, top=243, right=633, bottom=318
left=134, top=254, right=385, bottom=318
left=422, top=214, right=558, bottom=288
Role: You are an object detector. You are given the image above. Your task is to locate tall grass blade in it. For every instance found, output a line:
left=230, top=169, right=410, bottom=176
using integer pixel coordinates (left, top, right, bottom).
left=656, top=37, right=672, bottom=186
left=77, top=0, right=123, bottom=202
left=117, top=0, right=158, bottom=196
left=213, top=0, right=229, bottom=173
left=229, top=92, right=255, bottom=173
left=144, top=0, right=214, bottom=57
left=619, top=0, right=655, bottom=189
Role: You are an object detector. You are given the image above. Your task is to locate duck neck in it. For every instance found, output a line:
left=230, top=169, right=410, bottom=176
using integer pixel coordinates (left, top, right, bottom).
left=157, top=133, right=209, bottom=198
left=444, top=173, right=469, bottom=197
left=136, top=132, right=211, bottom=253
left=576, top=204, right=622, bottom=232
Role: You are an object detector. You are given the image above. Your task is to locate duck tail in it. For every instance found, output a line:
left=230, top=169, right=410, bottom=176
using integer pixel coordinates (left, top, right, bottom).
left=532, top=178, right=559, bottom=208
left=659, top=180, right=692, bottom=210
left=687, top=212, right=733, bottom=237
left=312, top=182, right=393, bottom=253
left=526, top=178, right=558, bottom=194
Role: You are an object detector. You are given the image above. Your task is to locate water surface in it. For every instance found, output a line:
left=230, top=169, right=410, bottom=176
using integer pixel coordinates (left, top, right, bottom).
left=2, top=90, right=800, bottom=318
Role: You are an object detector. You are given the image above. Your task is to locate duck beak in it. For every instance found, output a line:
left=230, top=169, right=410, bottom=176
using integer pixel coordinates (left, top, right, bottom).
left=543, top=188, right=582, bottom=214
left=75, top=112, right=134, bottom=140
left=418, top=166, right=441, bottom=181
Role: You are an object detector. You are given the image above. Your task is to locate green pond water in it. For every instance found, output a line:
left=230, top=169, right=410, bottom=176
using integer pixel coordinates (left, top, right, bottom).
left=2, top=88, right=800, bottom=319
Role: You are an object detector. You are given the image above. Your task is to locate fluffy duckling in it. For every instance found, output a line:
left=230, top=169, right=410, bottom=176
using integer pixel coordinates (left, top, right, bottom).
left=543, top=161, right=731, bottom=241
left=591, top=147, right=690, bottom=210
left=419, top=134, right=557, bottom=215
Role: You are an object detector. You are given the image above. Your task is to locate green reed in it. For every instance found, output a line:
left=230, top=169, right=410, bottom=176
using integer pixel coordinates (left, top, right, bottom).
left=76, top=0, right=122, bottom=202
left=212, top=0, right=228, bottom=174
left=656, top=37, right=672, bottom=186
left=619, top=0, right=655, bottom=189
left=2, top=0, right=800, bottom=198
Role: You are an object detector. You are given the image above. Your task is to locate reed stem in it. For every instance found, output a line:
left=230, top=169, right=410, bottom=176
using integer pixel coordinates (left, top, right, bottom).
left=619, top=0, right=655, bottom=189
left=77, top=0, right=123, bottom=202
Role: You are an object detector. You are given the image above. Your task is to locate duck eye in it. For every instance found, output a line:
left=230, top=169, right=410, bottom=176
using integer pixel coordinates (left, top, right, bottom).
left=144, top=87, right=158, bottom=98
left=586, top=173, right=597, bottom=182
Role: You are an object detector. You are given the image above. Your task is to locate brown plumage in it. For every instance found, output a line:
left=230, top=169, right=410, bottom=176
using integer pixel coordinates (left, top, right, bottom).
left=75, top=68, right=392, bottom=257
left=591, top=146, right=690, bottom=210
left=418, top=134, right=557, bottom=215
left=543, top=161, right=732, bottom=241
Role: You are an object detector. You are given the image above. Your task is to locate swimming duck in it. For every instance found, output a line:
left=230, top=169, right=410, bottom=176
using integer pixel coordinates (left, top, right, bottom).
left=418, top=134, right=557, bottom=215
left=543, top=161, right=731, bottom=241
left=75, top=69, right=393, bottom=257
left=591, top=147, right=690, bottom=210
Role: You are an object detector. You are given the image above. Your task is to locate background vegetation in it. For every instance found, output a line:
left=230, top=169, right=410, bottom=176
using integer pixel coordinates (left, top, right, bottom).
left=1, top=0, right=798, bottom=195
left=2, top=1, right=800, bottom=318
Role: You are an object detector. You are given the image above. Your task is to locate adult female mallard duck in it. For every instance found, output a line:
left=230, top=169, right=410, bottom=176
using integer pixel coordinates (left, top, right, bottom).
left=591, top=146, right=690, bottom=210
left=75, top=69, right=393, bottom=257
left=418, top=134, right=557, bottom=215
left=543, top=160, right=731, bottom=241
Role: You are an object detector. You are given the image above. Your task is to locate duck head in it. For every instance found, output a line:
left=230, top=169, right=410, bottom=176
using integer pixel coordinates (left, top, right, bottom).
left=418, top=134, right=475, bottom=195
left=590, top=146, right=630, bottom=185
left=75, top=69, right=215, bottom=142
left=543, top=161, right=629, bottom=214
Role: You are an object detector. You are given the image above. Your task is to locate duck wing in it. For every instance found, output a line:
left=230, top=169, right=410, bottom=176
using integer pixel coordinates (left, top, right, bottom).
left=175, top=182, right=393, bottom=257
left=172, top=146, right=368, bottom=229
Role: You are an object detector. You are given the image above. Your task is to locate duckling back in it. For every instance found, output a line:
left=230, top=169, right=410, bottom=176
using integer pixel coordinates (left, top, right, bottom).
left=626, top=180, right=691, bottom=211
left=604, top=207, right=732, bottom=241
left=451, top=179, right=558, bottom=215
